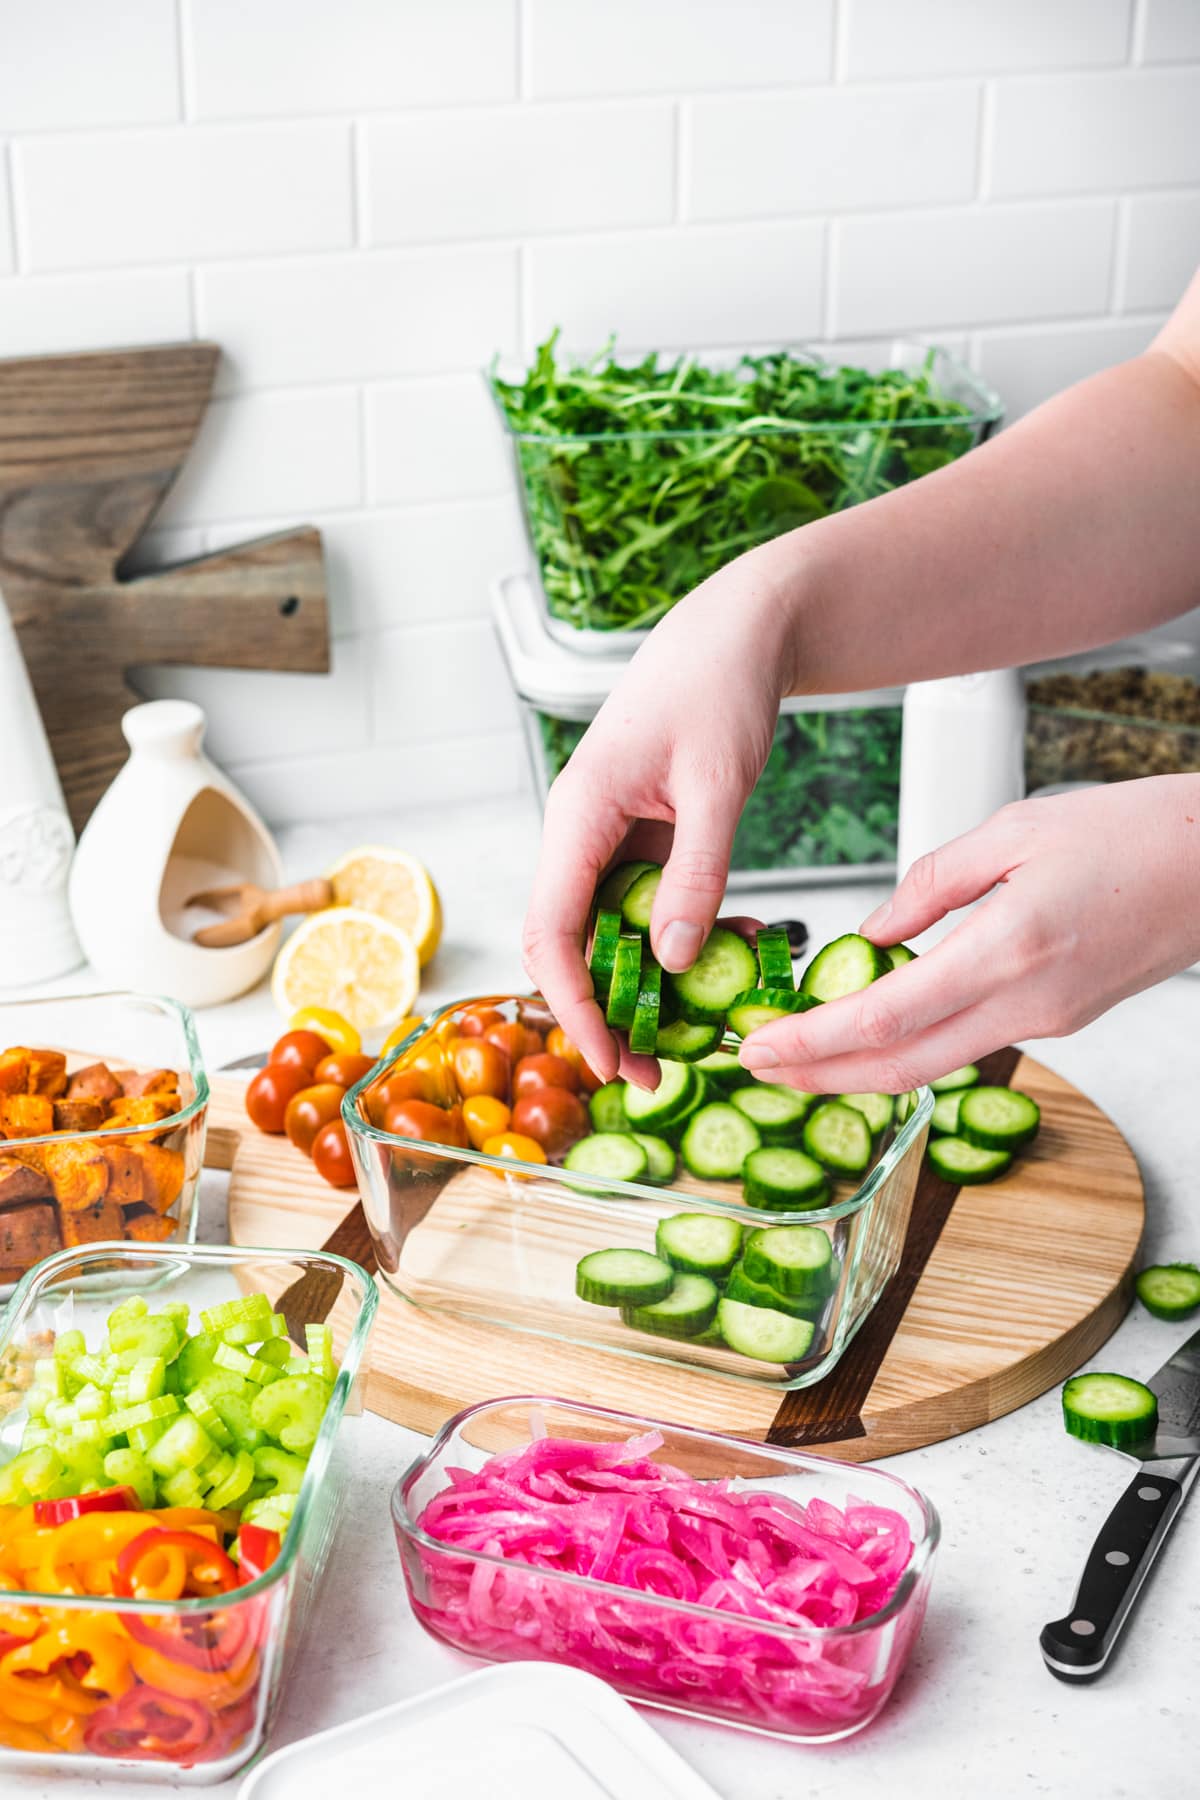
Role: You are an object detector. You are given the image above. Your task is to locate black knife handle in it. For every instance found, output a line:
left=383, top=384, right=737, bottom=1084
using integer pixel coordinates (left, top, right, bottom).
left=1040, top=1469, right=1185, bottom=1682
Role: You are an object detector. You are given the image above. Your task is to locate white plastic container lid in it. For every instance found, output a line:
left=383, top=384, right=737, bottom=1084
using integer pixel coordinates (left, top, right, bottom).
left=239, top=1664, right=719, bottom=1800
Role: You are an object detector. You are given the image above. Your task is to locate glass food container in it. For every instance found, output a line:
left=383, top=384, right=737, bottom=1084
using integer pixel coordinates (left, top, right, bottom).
left=492, top=572, right=906, bottom=886
left=392, top=1396, right=940, bottom=1743
left=344, top=996, right=933, bottom=1393
left=1024, top=642, right=1200, bottom=792
left=490, top=337, right=1002, bottom=652
left=0, top=992, right=209, bottom=1285
left=0, top=1242, right=377, bottom=1781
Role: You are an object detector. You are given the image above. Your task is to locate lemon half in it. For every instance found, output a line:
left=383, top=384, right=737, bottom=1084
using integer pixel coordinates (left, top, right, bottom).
left=271, top=906, right=420, bottom=1033
left=325, top=846, right=442, bottom=966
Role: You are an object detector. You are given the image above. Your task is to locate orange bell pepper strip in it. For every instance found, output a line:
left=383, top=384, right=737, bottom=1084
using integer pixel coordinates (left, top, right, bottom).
left=128, top=1636, right=259, bottom=1706
left=43, top=1707, right=87, bottom=1754
left=4, top=1612, right=133, bottom=1699
left=24, top=1512, right=158, bottom=1594
left=0, top=1715, right=56, bottom=1752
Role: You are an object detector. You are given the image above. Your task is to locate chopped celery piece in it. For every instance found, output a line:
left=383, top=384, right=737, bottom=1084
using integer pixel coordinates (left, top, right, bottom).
left=201, top=1294, right=272, bottom=1335
left=184, top=1391, right=234, bottom=1448
left=256, top=1340, right=293, bottom=1370
left=250, top=1376, right=331, bottom=1455
left=305, top=1324, right=335, bottom=1382
left=104, top=1449, right=156, bottom=1509
left=213, top=1344, right=283, bottom=1385
left=206, top=1448, right=256, bottom=1510
left=54, top=1329, right=86, bottom=1363
left=160, top=1467, right=204, bottom=1507
left=105, top=1395, right=180, bottom=1436
left=253, top=1445, right=307, bottom=1497
left=146, top=1415, right=214, bottom=1476
left=73, top=1383, right=109, bottom=1420
left=127, top=1357, right=166, bottom=1404
left=209, top=1392, right=264, bottom=1456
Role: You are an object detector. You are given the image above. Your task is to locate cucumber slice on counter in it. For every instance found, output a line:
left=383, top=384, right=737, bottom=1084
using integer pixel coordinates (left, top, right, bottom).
left=621, top=1273, right=719, bottom=1339
left=1135, top=1263, right=1200, bottom=1322
left=727, top=989, right=819, bottom=1039
left=564, top=1132, right=649, bottom=1187
left=623, top=1060, right=696, bottom=1132
left=799, top=933, right=888, bottom=1002
left=619, top=866, right=662, bottom=937
left=840, top=1092, right=895, bottom=1137
left=588, top=1081, right=628, bottom=1134
left=716, top=1297, right=815, bottom=1365
left=666, top=928, right=759, bottom=1025
left=958, top=1086, right=1041, bottom=1152
left=681, top=1103, right=762, bottom=1181
left=605, top=934, right=643, bottom=1031
left=755, top=927, right=795, bottom=991
left=693, top=1049, right=752, bottom=1091
left=802, top=1101, right=873, bottom=1177
left=631, top=1133, right=677, bottom=1185
left=926, top=1136, right=1013, bottom=1185
left=596, top=860, right=657, bottom=913
left=883, top=943, right=917, bottom=970
left=742, top=1146, right=831, bottom=1211
left=725, top=1263, right=821, bottom=1320
left=730, top=1083, right=816, bottom=1143
left=576, top=1249, right=674, bottom=1308
left=655, top=1018, right=722, bottom=1064
left=742, top=1224, right=834, bottom=1300
left=628, top=956, right=662, bottom=1054
left=930, top=1091, right=964, bottom=1136
left=929, top=1063, right=980, bottom=1094
left=655, top=1212, right=744, bottom=1281
left=1062, top=1372, right=1158, bottom=1449
left=588, top=910, right=623, bottom=1007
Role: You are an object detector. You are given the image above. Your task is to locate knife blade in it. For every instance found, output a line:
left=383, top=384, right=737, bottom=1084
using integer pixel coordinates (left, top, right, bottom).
left=219, top=1051, right=271, bottom=1073
left=1040, top=1324, right=1200, bottom=1683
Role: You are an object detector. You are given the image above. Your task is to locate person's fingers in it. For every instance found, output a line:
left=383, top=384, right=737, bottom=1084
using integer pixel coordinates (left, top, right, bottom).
left=616, top=1044, right=662, bottom=1090
left=859, top=810, right=1025, bottom=947
left=754, top=997, right=1014, bottom=1096
left=649, top=784, right=741, bottom=973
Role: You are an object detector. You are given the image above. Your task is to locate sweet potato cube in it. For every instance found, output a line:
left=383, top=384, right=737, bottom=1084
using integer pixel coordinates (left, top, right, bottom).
left=103, top=1143, right=145, bottom=1206
left=0, top=1095, right=55, bottom=1139
left=122, top=1207, right=178, bottom=1243
left=134, top=1143, right=185, bottom=1214
left=26, top=1051, right=67, bottom=1098
left=0, top=1201, right=61, bottom=1273
left=60, top=1196, right=125, bottom=1247
left=66, top=1062, right=123, bottom=1105
left=42, top=1141, right=109, bottom=1212
left=105, top=1097, right=175, bottom=1129
left=0, top=1049, right=30, bottom=1096
left=0, top=1158, right=51, bottom=1208
left=53, top=1098, right=106, bottom=1134
left=120, top=1068, right=178, bottom=1098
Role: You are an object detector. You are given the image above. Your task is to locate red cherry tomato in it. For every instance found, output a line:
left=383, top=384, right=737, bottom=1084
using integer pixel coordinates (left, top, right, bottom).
left=484, top=1022, right=543, bottom=1064
left=451, top=1040, right=510, bottom=1100
left=311, top=1119, right=356, bottom=1188
left=511, top=1087, right=589, bottom=1158
left=458, top=1006, right=504, bottom=1039
left=284, top=1082, right=345, bottom=1156
left=313, top=1052, right=376, bottom=1091
left=383, top=1099, right=469, bottom=1148
left=512, top=1052, right=578, bottom=1097
left=245, top=1063, right=312, bottom=1134
left=545, top=1026, right=604, bottom=1094
left=269, top=1029, right=333, bottom=1075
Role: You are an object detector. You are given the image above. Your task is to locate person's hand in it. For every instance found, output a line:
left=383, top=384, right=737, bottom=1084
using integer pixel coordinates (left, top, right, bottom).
left=738, top=777, right=1200, bottom=1094
left=522, top=555, right=793, bottom=1085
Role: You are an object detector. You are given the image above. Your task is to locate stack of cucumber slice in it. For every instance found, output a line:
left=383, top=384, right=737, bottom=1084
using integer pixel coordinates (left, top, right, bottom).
left=925, top=1063, right=1041, bottom=1184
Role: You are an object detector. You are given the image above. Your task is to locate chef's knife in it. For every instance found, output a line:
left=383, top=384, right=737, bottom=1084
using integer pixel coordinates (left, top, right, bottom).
left=1040, top=1326, right=1200, bottom=1682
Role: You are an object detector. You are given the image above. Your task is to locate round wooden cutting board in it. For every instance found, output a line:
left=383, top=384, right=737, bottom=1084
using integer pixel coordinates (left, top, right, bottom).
left=208, top=1050, right=1144, bottom=1462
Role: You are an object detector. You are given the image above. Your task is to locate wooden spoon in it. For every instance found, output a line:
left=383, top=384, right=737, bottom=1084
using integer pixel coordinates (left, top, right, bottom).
left=187, top=877, right=334, bottom=947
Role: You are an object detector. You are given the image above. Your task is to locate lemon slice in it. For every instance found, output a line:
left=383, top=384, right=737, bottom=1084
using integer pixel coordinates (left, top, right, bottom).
left=271, top=907, right=420, bottom=1033
left=325, top=846, right=442, bottom=966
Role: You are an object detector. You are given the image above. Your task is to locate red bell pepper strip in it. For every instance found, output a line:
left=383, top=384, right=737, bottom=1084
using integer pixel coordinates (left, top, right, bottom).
left=83, top=1684, right=213, bottom=1761
left=33, top=1487, right=140, bottom=1527
left=123, top=1605, right=252, bottom=1673
left=115, top=1528, right=240, bottom=1602
left=236, top=1525, right=281, bottom=1582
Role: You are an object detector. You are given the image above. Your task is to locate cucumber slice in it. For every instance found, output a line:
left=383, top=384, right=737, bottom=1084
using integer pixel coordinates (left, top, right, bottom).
left=930, top=1091, right=964, bottom=1136
left=1062, top=1372, right=1158, bottom=1449
left=1135, top=1263, right=1200, bottom=1321
left=742, top=1146, right=830, bottom=1211
left=589, top=1081, right=629, bottom=1134
left=840, top=1092, right=895, bottom=1137
left=619, top=866, right=662, bottom=936
left=655, top=1212, right=744, bottom=1280
left=725, top=1263, right=821, bottom=1319
left=802, top=1101, right=873, bottom=1177
left=716, top=1297, right=815, bottom=1364
left=883, top=943, right=916, bottom=970
left=666, top=927, right=759, bottom=1025
left=623, top=1060, right=697, bottom=1132
left=631, top=1133, right=677, bottom=1185
left=927, top=1136, right=1013, bottom=1184
left=929, top=1064, right=979, bottom=1094
left=621, top=1273, right=718, bottom=1338
left=681, top=1103, right=762, bottom=1181
left=655, top=1017, right=722, bottom=1064
left=597, top=860, right=657, bottom=913
left=605, top=935, right=643, bottom=1031
left=742, top=1224, right=834, bottom=1299
left=958, top=1086, right=1041, bottom=1151
left=755, top=927, right=795, bottom=991
left=576, top=1249, right=674, bottom=1307
left=693, top=1049, right=753, bottom=1091
left=588, top=910, right=623, bottom=1007
left=895, top=1090, right=918, bottom=1125
left=799, top=933, right=888, bottom=1002
left=727, top=989, right=819, bottom=1039
left=564, top=1132, right=649, bottom=1187
left=730, top=1083, right=816, bottom=1143
left=629, top=956, right=662, bottom=1054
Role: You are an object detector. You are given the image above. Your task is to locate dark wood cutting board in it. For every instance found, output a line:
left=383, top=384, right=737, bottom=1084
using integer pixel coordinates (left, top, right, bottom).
left=0, top=342, right=329, bottom=828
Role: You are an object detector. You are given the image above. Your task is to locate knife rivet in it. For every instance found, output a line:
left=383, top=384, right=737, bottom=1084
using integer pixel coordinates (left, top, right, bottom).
left=1105, top=1550, right=1131, bottom=1566
left=1069, top=1619, right=1096, bottom=1636
left=1137, top=1485, right=1161, bottom=1501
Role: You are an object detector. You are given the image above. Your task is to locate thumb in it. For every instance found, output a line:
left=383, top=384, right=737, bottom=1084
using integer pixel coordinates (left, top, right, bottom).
left=649, top=789, right=738, bottom=973
left=861, top=811, right=1023, bottom=946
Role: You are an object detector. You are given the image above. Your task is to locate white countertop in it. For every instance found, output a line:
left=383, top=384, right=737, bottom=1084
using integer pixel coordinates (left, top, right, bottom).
left=9, top=793, right=1200, bottom=1799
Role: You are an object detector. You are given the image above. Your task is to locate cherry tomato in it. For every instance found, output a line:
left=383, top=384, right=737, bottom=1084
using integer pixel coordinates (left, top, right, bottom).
left=462, top=1095, right=511, bottom=1148
left=311, top=1119, right=356, bottom=1188
left=458, top=1006, right=504, bottom=1039
left=511, top=1088, right=589, bottom=1158
left=484, top=1022, right=543, bottom=1064
left=314, top=1052, right=376, bottom=1091
left=284, top=1083, right=345, bottom=1156
left=381, top=1016, right=425, bottom=1059
left=384, top=1099, right=469, bottom=1148
left=372, top=1068, right=436, bottom=1113
left=482, top=1131, right=547, bottom=1164
left=269, top=1030, right=333, bottom=1076
left=512, top=1052, right=578, bottom=1097
left=245, top=1063, right=312, bottom=1134
left=546, top=1027, right=604, bottom=1094
left=288, top=1008, right=361, bottom=1057
left=452, top=1041, right=510, bottom=1101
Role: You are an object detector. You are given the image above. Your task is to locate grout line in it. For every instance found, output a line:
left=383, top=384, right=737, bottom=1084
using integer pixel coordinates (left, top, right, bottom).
left=673, top=101, right=687, bottom=224
left=516, top=0, right=530, bottom=99
left=832, top=0, right=851, bottom=82
left=176, top=0, right=196, bottom=119
left=821, top=219, right=838, bottom=338
left=1109, top=197, right=1132, bottom=312
left=185, top=264, right=199, bottom=337
left=1129, top=0, right=1149, bottom=65
left=350, top=120, right=366, bottom=246
left=975, top=79, right=996, bottom=200
left=515, top=241, right=529, bottom=356
left=1, top=142, right=21, bottom=273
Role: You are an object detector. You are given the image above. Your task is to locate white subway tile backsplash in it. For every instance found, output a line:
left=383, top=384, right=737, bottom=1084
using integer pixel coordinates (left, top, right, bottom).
left=686, top=84, right=979, bottom=222
left=527, top=0, right=834, bottom=97
left=367, top=377, right=511, bottom=505
left=973, top=316, right=1164, bottom=417
left=833, top=201, right=1116, bottom=336
left=154, top=390, right=362, bottom=528
left=1121, top=193, right=1200, bottom=311
left=364, top=104, right=674, bottom=245
left=843, top=0, right=1131, bottom=80
left=371, top=620, right=519, bottom=745
left=197, top=249, right=518, bottom=390
left=225, top=732, right=530, bottom=825
left=990, top=70, right=1200, bottom=198
left=15, top=124, right=353, bottom=272
left=1140, top=0, right=1200, bottom=62
left=187, top=0, right=517, bottom=119
left=314, top=505, right=528, bottom=635
left=0, top=0, right=178, bottom=133
left=526, top=222, right=825, bottom=352
left=0, top=163, right=13, bottom=275
left=0, top=269, right=191, bottom=356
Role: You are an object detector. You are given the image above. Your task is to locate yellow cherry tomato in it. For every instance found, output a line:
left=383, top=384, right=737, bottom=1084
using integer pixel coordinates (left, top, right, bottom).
left=481, top=1131, right=547, bottom=1165
left=381, top=1016, right=426, bottom=1059
left=289, top=1007, right=361, bottom=1057
left=462, top=1095, right=511, bottom=1149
